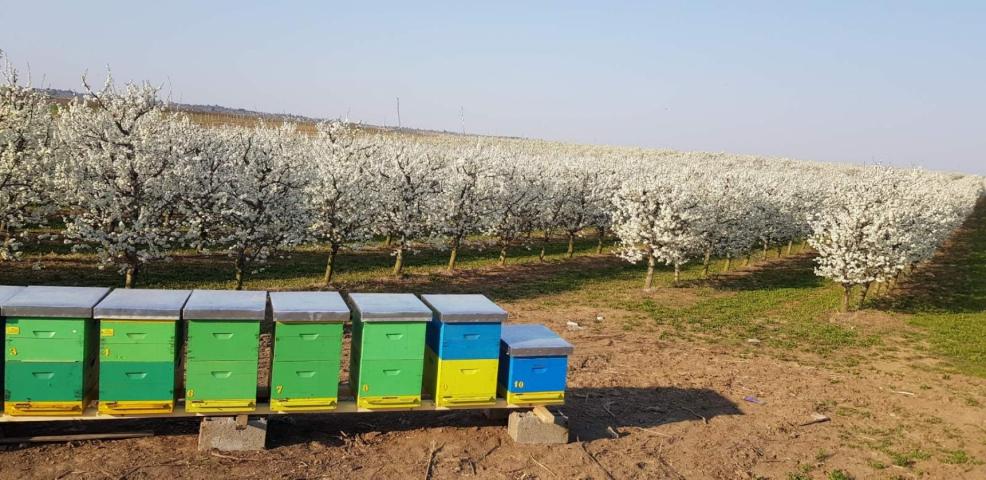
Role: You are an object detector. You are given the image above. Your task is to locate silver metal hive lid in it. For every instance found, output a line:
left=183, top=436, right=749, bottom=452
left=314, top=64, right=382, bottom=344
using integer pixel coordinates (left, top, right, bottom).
left=182, top=289, right=268, bottom=321
left=500, top=324, right=574, bottom=357
left=0, top=286, right=26, bottom=311
left=419, top=294, right=507, bottom=323
left=270, top=291, right=349, bottom=323
left=94, top=289, right=192, bottom=320
left=347, top=293, right=432, bottom=323
left=1, top=286, right=112, bottom=318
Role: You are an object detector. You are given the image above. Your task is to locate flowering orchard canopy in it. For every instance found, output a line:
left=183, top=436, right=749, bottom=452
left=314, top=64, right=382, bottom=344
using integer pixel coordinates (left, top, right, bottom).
left=0, top=58, right=982, bottom=295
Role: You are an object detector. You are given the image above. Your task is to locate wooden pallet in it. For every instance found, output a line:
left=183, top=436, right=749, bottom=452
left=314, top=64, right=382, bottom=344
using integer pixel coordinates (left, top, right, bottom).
left=0, top=397, right=528, bottom=423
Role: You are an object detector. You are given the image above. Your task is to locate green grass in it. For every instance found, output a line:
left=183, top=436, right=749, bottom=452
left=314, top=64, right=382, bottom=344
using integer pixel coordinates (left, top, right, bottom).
left=628, top=254, right=875, bottom=354
left=827, top=470, right=854, bottom=480
left=888, top=449, right=931, bottom=468
left=876, top=198, right=986, bottom=377
left=4, top=199, right=986, bottom=377
left=941, top=449, right=971, bottom=465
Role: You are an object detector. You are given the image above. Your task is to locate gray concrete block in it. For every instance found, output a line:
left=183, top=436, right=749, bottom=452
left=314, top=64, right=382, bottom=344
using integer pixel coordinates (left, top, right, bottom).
left=507, top=409, right=570, bottom=444
left=198, top=415, right=268, bottom=451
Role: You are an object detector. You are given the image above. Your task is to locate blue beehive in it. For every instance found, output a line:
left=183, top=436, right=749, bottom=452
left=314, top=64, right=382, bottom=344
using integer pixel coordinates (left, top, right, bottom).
left=420, top=294, right=506, bottom=407
left=421, top=294, right=505, bottom=360
left=498, top=324, right=573, bottom=406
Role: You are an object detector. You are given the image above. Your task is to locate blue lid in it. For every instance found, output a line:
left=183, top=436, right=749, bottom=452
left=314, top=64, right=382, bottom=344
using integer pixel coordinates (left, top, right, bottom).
left=0, top=286, right=25, bottom=308
left=500, top=324, right=574, bottom=356
left=1, top=286, right=111, bottom=318
left=420, top=294, right=507, bottom=323
left=348, top=293, right=431, bottom=322
left=94, top=288, right=192, bottom=320
left=270, top=291, right=349, bottom=323
left=183, top=290, right=268, bottom=321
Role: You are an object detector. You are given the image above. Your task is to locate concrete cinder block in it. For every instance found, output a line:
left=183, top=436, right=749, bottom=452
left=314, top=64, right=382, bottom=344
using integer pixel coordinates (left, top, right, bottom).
left=507, top=409, right=569, bottom=444
left=198, top=415, right=268, bottom=451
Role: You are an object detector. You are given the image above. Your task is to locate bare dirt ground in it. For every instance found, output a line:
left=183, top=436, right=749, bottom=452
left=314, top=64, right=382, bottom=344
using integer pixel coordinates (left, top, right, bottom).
left=0, top=225, right=986, bottom=480
left=2, top=293, right=984, bottom=479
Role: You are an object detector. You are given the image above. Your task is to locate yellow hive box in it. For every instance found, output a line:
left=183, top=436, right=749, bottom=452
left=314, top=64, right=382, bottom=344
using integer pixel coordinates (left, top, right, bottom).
left=4, top=400, right=86, bottom=416
left=424, top=348, right=498, bottom=408
left=270, top=397, right=338, bottom=413
left=185, top=399, right=256, bottom=414
left=356, top=395, right=421, bottom=410
left=98, top=400, right=174, bottom=415
left=497, top=385, right=566, bottom=406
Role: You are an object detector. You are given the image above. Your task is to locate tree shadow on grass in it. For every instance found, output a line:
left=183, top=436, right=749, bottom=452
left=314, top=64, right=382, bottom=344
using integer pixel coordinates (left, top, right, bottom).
left=678, top=253, right=825, bottom=292
left=339, top=255, right=642, bottom=302
left=0, top=239, right=625, bottom=295
left=873, top=197, right=986, bottom=315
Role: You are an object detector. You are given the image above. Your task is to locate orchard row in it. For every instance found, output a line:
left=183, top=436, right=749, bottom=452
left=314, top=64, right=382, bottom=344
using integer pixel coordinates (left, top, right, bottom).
left=1, top=60, right=982, bottom=308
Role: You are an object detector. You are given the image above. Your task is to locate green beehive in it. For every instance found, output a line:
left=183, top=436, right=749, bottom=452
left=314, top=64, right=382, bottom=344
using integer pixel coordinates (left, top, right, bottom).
left=93, top=288, right=191, bottom=415
left=0, top=285, right=26, bottom=414
left=347, top=293, right=430, bottom=410
left=269, top=291, right=348, bottom=412
left=2, top=286, right=111, bottom=416
left=182, top=289, right=266, bottom=414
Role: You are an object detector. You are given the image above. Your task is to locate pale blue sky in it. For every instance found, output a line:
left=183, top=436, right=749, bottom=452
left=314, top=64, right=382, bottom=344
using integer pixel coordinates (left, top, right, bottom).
left=2, top=1, right=983, bottom=174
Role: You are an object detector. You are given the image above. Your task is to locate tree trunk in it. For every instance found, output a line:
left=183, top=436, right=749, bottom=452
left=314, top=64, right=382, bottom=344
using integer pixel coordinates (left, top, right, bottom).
left=644, top=253, right=656, bottom=289
left=447, top=236, right=461, bottom=273
left=596, top=226, right=606, bottom=254
left=566, top=232, right=575, bottom=259
left=723, top=256, right=732, bottom=273
left=762, top=239, right=768, bottom=260
left=702, top=249, right=712, bottom=277
left=392, top=246, right=405, bottom=277
left=498, top=243, right=508, bottom=266
left=841, top=284, right=852, bottom=312
left=384, top=235, right=392, bottom=247
left=323, top=243, right=340, bottom=286
left=234, top=253, right=246, bottom=290
left=539, top=231, right=549, bottom=262
left=786, top=239, right=794, bottom=256
left=124, top=263, right=139, bottom=289
left=673, top=262, right=681, bottom=285
left=860, top=281, right=872, bottom=305
left=776, top=245, right=783, bottom=257
left=744, top=253, right=751, bottom=267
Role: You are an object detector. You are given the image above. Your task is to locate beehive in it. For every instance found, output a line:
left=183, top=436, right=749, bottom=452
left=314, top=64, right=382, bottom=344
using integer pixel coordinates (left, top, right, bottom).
left=348, top=293, right=430, bottom=410
left=269, top=291, right=348, bottom=412
left=94, top=288, right=191, bottom=415
left=497, top=324, right=573, bottom=406
left=2, top=286, right=111, bottom=416
left=0, top=285, right=26, bottom=414
left=420, top=294, right=505, bottom=407
left=182, top=289, right=266, bottom=413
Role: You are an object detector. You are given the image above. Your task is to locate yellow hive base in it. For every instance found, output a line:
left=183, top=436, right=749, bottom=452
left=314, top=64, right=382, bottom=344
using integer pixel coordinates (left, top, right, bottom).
left=98, top=400, right=174, bottom=415
left=185, top=399, right=256, bottom=414
left=498, top=387, right=566, bottom=407
left=425, top=350, right=498, bottom=408
left=357, top=395, right=421, bottom=410
left=4, top=401, right=86, bottom=417
left=435, top=395, right=497, bottom=408
left=270, top=397, right=338, bottom=413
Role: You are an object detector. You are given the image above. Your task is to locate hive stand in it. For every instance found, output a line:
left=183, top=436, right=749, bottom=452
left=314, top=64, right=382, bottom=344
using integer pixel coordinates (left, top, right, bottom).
left=198, top=415, right=268, bottom=451
left=507, top=406, right=570, bottom=444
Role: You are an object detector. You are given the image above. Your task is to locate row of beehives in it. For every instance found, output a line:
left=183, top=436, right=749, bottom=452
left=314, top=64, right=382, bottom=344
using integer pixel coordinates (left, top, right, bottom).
left=0, top=286, right=573, bottom=416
